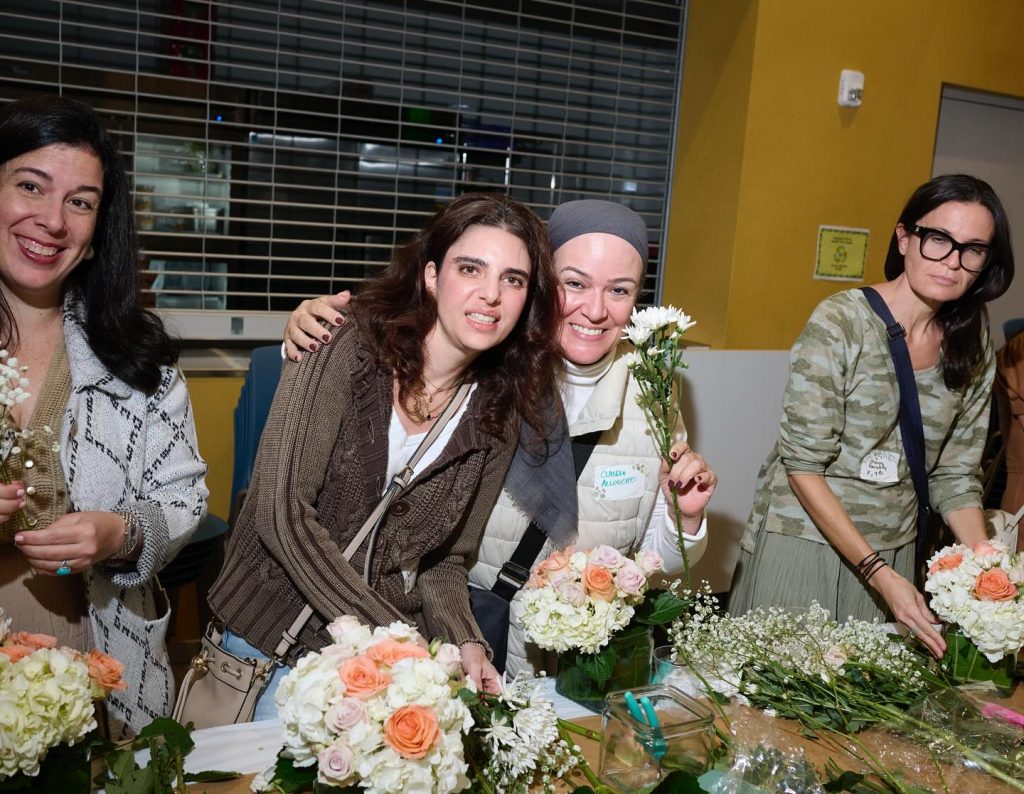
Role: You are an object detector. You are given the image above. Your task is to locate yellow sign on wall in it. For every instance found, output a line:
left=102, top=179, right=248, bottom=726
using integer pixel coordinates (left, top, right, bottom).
left=815, top=225, right=869, bottom=281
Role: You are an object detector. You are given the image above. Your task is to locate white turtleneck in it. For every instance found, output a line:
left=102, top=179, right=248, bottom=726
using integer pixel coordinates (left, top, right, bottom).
left=561, top=350, right=707, bottom=575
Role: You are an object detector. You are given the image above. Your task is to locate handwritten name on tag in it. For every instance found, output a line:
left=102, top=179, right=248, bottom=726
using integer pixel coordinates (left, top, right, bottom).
left=595, top=464, right=646, bottom=501
left=860, top=450, right=900, bottom=483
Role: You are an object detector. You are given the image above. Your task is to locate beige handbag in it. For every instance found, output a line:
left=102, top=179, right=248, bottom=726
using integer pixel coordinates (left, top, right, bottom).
left=172, top=383, right=471, bottom=730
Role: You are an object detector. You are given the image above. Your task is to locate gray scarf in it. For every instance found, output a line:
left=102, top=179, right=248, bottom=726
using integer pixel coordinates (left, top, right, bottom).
left=503, top=394, right=579, bottom=549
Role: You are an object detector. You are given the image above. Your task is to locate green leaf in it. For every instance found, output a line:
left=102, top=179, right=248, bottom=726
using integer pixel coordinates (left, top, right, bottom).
left=136, top=716, right=195, bottom=757
left=268, top=755, right=318, bottom=793
left=823, top=770, right=866, bottom=792
left=576, top=646, right=616, bottom=687
left=633, top=589, right=689, bottom=627
left=184, top=769, right=241, bottom=782
left=650, top=770, right=705, bottom=793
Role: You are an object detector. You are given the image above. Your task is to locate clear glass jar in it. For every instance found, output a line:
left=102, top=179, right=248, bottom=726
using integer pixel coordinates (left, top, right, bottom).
left=600, top=684, right=714, bottom=792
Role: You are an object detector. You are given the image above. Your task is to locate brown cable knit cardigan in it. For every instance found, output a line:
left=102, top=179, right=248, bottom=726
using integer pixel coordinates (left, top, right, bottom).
left=208, top=323, right=517, bottom=659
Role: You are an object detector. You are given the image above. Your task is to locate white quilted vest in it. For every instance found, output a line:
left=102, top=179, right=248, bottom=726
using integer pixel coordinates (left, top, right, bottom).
left=467, top=344, right=672, bottom=675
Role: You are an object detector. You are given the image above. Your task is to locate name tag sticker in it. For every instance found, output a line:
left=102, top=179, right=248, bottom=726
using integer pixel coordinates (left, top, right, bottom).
left=595, top=464, right=646, bottom=501
left=860, top=450, right=900, bottom=483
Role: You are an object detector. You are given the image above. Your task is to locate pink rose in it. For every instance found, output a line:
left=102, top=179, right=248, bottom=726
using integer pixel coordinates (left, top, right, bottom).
left=556, top=581, right=587, bottom=607
left=317, top=741, right=356, bottom=786
left=615, top=560, right=648, bottom=598
left=325, top=698, right=366, bottom=733
left=434, top=643, right=463, bottom=676
left=589, top=545, right=625, bottom=570
left=546, top=568, right=573, bottom=588
left=538, top=549, right=572, bottom=576
left=973, top=541, right=1001, bottom=557
left=634, top=550, right=664, bottom=577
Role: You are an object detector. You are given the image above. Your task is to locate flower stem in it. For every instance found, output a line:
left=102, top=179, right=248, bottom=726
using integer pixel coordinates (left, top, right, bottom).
left=558, top=719, right=601, bottom=742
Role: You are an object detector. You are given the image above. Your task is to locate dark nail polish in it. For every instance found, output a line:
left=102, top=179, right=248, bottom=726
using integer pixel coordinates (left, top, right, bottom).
left=322, top=333, right=331, bottom=342
left=309, top=342, right=319, bottom=352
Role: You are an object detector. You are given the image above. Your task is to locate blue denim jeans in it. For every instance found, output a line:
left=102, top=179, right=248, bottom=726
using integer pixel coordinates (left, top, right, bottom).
left=220, top=629, right=290, bottom=721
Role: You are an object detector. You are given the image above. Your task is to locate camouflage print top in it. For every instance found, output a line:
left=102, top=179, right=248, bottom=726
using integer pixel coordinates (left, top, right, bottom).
left=744, top=289, right=995, bottom=552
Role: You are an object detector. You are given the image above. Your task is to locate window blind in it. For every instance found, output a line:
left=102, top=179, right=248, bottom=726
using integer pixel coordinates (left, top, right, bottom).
left=0, top=0, right=685, bottom=339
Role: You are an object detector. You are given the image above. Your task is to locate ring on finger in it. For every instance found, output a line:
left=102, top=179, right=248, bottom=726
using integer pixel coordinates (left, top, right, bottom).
left=56, top=560, right=72, bottom=576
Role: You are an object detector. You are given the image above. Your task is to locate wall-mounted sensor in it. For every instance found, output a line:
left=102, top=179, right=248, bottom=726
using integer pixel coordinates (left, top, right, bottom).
left=838, top=70, right=864, bottom=107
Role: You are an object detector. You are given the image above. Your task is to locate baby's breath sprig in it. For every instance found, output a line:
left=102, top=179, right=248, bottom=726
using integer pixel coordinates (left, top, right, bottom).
left=0, top=349, right=32, bottom=496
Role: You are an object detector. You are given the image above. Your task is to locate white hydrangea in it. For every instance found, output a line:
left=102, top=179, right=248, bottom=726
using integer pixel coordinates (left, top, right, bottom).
left=0, top=648, right=97, bottom=780
left=924, top=543, right=1024, bottom=662
left=515, top=587, right=634, bottom=654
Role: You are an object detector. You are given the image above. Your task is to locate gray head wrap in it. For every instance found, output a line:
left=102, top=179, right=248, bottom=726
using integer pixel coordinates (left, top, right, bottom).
left=547, top=199, right=648, bottom=261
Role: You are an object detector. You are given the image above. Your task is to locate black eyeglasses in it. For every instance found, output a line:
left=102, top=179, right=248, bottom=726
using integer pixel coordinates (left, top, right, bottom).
left=908, top=224, right=991, bottom=274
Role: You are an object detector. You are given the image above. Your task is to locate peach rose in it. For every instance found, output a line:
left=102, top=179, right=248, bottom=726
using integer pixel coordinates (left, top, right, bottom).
left=4, top=631, right=57, bottom=650
left=929, top=553, right=963, bottom=574
left=384, top=704, right=440, bottom=759
left=538, top=549, right=572, bottom=576
left=338, top=654, right=392, bottom=698
left=582, top=564, right=616, bottom=602
left=86, top=649, right=127, bottom=693
left=0, top=644, right=34, bottom=663
left=973, top=569, right=1018, bottom=602
left=367, top=639, right=429, bottom=667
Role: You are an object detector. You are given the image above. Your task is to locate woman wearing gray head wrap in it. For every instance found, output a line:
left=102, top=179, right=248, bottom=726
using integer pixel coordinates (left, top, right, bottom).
left=285, top=198, right=717, bottom=676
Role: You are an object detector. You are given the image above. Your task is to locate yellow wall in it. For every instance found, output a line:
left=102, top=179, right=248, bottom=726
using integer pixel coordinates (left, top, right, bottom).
left=188, top=376, right=244, bottom=520
left=667, top=0, right=1024, bottom=350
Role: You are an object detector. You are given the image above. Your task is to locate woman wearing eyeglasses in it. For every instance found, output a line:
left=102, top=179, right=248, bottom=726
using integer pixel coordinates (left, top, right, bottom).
left=730, top=174, right=1014, bottom=658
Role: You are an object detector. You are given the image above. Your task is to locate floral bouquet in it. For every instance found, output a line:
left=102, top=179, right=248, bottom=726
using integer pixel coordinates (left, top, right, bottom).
left=254, top=616, right=471, bottom=793
left=255, top=616, right=594, bottom=793
left=924, top=541, right=1024, bottom=663
left=622, top=305, right=697, bottom=586
left=0, top=606, right=126, bottom=787
left=517, top=545, right=687, bottom=710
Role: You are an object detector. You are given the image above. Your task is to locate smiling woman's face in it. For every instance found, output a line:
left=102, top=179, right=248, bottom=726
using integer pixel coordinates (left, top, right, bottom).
left=0, top=143, right=103, bottom=304
left=555, top=232, right=643, bottom=366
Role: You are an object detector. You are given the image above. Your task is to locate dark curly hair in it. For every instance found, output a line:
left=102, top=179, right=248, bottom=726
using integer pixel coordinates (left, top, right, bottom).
left=884, top=174, right=1014, bottom=391
left=354, top=193, right=562, bottom=437
left=0, top=95, right=176, bottom=394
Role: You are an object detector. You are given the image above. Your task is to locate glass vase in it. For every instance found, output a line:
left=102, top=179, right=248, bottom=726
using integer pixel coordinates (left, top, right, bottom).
left=556, top=625, right=653, bottom=712
left=600, top=684, right=714, bottom=792
left=944, top=626, right=1017, bottom=697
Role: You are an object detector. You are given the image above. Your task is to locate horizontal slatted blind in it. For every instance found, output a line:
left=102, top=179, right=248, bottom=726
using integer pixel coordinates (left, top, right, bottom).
left=0, top=0, right=685, bottom=339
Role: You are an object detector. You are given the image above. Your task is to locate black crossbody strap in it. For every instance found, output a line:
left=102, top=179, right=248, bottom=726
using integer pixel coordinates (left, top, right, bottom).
left=860, top=287, right=932, bottom=571
left=491, top=429, right=603, bottom=601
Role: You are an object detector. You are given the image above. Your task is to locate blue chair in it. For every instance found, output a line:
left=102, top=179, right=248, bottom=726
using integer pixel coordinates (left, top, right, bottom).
left=229, top=345, right=285, bottom=519
left=1004, top=318, right=1024, bottom=343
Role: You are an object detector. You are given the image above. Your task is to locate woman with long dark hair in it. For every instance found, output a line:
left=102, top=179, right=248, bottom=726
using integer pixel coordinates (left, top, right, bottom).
left=0, top=95, right=207, bottom=738
left=209, top=193, right=562, bottom=714
left=731, top=174, right=1014, bottom=658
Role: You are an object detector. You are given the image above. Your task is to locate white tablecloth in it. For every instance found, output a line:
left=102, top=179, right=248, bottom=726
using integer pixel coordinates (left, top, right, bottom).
left=179, top=677, right=595, bottom=776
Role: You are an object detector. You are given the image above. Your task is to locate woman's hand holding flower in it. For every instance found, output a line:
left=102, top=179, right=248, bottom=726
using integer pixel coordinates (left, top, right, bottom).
left=0, top=481, right=25, bottom=524
left=459, top=642, right=501, bottom=694
left=659, top=439, right=716, bottom=533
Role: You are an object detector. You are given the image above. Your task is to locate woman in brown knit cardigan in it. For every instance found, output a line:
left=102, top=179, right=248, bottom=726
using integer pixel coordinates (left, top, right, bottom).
left=208, top=194, right=562, bottom=716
